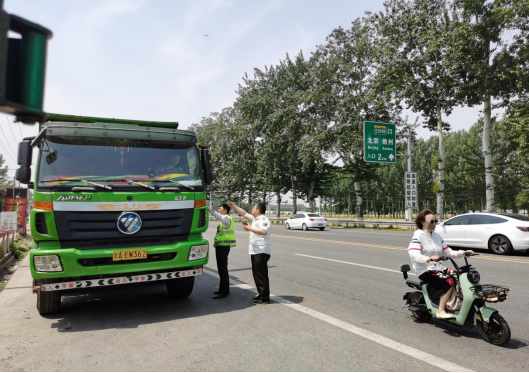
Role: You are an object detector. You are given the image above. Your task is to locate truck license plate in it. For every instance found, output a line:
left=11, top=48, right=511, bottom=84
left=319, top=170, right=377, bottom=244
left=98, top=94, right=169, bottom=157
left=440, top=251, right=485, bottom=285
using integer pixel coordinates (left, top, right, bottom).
left=113, top=249, right=147, bottom=261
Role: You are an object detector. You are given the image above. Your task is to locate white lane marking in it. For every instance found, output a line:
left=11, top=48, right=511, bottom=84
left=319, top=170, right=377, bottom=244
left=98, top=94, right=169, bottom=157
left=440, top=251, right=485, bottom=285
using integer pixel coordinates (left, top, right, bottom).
left=296, top=254, right=416, bottom=276
left=338, top=229, right=414, bottom=236
left=203, top=268, right=472, bottom=372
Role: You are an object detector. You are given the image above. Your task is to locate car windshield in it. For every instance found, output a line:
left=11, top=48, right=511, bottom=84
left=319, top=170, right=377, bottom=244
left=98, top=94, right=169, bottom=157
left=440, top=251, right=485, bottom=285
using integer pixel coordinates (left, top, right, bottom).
left=37, top=136, right=203, bottom=189
left=497, top=213, right=529, bottom=222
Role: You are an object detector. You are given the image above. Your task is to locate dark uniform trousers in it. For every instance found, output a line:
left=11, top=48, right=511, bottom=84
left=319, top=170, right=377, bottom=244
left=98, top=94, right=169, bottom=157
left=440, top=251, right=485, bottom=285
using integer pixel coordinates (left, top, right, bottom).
left=251, top=253, right=270, bottom=301
left=215, top=246, right=231, bottom=294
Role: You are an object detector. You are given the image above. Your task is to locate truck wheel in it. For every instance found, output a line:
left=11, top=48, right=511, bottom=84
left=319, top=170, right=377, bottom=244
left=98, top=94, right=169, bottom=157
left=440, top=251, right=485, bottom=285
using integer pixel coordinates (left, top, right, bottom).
left=37, top=290, right=61, bottom=315
left=166, top=276, right=195, bottom=299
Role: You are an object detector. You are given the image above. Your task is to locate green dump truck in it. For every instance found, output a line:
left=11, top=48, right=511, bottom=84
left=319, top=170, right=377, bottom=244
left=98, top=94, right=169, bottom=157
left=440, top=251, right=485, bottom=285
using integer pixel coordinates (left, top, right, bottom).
left=15, top=114, right=213, bottom=315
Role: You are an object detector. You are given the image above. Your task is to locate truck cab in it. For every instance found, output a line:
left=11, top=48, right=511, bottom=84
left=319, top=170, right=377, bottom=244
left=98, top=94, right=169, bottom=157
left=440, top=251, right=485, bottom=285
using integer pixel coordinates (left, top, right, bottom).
left=16, top=114, right=213, bottom=315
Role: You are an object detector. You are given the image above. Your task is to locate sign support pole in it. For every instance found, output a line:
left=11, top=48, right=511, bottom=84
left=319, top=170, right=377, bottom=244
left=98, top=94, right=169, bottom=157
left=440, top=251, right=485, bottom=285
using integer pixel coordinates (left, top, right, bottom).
left=406, top=127, right=412, bottom=222
left=397, top=127, right=414, bottom=223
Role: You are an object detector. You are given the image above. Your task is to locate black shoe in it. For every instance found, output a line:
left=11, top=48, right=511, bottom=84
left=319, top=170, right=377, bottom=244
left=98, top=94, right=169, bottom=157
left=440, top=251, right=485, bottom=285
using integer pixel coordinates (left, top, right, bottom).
left=252, top=296, right=260, bottom=302
left=254, top=299, right=270, bottom=306
left=214, top=291, right=221, bottom=295
left=213, top=293, right=228, bottom=299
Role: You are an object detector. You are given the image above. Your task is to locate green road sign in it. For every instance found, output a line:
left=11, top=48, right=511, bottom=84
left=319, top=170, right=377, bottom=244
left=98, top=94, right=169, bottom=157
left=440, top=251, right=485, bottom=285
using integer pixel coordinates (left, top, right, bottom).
left=363, top=121, right=396, bottom=163
left=0, top=9, right=53, bottom=124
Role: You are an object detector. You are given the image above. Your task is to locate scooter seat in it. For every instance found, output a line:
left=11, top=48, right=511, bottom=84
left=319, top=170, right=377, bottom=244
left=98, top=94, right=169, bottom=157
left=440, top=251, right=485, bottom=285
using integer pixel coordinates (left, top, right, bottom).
left=406, top=277, right=424, bottom=289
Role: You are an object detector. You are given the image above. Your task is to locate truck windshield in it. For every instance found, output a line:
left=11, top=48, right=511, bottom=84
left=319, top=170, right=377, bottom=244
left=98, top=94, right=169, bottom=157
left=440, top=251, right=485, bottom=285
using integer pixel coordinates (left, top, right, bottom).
left=37, top=136, right=204, bottom=190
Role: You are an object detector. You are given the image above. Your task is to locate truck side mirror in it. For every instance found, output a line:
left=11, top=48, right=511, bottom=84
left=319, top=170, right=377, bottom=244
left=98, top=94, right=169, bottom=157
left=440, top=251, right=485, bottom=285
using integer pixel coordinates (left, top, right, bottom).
left=15, top=140, right=32, bottom=183
left=200, top=147, right=213, bottom=185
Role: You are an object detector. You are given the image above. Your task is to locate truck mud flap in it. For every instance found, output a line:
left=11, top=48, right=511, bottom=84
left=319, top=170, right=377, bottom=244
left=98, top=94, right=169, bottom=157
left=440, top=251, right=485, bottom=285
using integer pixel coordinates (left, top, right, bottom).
left=38, top=267, right=204, bottom=292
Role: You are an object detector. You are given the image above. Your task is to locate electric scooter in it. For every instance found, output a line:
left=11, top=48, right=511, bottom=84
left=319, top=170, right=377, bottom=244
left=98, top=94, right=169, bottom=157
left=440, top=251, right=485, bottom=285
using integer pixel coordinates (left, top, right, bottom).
left=400, top=253, right=511, bottom=346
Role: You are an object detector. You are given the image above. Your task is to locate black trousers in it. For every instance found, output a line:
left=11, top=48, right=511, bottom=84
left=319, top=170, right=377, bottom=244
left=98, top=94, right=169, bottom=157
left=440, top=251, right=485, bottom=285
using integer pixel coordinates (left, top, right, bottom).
left=419, top=271, right=452, bottom=299
left=215, top=246, right=231, bottom=294
left=251, top=253, right=270, bottom=301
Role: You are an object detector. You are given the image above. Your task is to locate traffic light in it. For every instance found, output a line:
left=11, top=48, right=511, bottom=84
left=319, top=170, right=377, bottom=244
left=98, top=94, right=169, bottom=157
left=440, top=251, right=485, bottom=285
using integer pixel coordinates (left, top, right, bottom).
left=0, top=8, right=52, bottom=124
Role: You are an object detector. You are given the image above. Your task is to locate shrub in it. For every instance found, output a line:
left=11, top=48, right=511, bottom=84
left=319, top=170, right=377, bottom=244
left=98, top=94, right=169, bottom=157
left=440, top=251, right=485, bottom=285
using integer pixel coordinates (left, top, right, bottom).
left=10, top=243, right=24, bottom=260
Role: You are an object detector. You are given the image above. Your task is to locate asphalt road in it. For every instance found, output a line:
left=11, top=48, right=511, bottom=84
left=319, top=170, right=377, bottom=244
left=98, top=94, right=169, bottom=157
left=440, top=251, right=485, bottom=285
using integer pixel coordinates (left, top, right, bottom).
left=1, top=224, right=528, bottom=372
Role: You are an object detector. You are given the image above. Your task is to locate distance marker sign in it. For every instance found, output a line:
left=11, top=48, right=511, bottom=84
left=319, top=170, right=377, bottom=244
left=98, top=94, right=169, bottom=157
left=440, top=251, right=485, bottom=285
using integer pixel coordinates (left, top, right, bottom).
left=363, top=121, right=396, bottom=163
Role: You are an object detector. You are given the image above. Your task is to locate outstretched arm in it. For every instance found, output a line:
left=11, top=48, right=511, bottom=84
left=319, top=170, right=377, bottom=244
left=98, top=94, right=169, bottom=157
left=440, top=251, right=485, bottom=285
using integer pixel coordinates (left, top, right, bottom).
left=228, top=201, right=249, bottom=219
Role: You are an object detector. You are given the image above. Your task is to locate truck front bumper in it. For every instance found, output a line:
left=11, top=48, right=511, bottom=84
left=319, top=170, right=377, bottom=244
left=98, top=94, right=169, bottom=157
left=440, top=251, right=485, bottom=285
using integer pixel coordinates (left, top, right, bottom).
left=30, top=238, right=209, bottom=280
left=34, top=265, right=204, bottom=292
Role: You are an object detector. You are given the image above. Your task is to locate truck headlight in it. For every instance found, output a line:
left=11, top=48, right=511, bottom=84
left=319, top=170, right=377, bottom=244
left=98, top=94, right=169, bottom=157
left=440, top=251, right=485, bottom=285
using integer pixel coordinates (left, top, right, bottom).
left=189, top=245, right=208, bottom=261
left=34, top=255, right=63, bottom=272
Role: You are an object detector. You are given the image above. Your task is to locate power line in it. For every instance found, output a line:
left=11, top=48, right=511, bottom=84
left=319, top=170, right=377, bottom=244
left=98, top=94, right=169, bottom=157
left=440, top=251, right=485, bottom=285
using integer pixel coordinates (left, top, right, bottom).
left=0, top=125, right=17, bottom=161
left=8, top=115, right=24, bottom=141
left=5, top=114, right=20, bottom=143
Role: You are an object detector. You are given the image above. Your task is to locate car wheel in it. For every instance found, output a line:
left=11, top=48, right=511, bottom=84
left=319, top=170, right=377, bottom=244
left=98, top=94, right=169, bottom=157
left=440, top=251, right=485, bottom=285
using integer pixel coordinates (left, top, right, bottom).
left=302, top=223, right=308, bottom=231
left=285, top=223, right=290, bottom=230
left=488, top=235, right=513, bottom=255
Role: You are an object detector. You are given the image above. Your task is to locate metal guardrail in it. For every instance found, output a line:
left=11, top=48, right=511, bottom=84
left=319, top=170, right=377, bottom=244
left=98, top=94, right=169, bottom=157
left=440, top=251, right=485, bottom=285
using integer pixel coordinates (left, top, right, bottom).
left=211, top=216, right=415, bottom=229
left=0, top=231, right=15, bottom=267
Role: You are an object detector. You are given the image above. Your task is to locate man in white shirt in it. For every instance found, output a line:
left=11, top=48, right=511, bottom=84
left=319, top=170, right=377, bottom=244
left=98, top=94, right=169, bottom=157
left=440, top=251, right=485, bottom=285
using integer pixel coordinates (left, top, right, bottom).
left=229, top=201, right=271, bottom=305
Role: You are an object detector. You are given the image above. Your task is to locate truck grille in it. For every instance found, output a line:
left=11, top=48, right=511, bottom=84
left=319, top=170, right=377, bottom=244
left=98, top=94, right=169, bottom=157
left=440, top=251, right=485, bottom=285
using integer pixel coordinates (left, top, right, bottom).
left=54, top=209, right=194, bottom=250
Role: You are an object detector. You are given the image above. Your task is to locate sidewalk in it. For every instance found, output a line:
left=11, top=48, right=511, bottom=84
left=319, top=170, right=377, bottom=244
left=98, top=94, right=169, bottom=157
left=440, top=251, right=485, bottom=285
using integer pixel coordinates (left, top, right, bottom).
left=0, top=255, right=33, bottom=316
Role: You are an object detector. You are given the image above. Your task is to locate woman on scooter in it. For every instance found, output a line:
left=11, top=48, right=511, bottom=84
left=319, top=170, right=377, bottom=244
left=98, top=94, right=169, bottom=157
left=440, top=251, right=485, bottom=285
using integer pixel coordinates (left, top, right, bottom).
left=408, top=209, right=474, bottom=319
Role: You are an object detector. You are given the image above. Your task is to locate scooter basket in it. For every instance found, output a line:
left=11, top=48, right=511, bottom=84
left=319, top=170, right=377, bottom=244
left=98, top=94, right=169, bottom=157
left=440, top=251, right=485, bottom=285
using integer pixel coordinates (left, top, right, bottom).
left=471, top=284, right=509, bottom=303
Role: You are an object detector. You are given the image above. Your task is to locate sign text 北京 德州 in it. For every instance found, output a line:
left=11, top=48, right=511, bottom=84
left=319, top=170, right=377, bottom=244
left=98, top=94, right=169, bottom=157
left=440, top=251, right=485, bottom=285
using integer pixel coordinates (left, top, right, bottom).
left=363, top=121, right=396, bottom=163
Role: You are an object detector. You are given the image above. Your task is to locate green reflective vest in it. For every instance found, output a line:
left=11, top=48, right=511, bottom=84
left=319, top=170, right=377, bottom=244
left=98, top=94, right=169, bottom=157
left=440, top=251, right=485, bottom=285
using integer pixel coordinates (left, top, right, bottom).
left=214, top=215, right=236, bottom=246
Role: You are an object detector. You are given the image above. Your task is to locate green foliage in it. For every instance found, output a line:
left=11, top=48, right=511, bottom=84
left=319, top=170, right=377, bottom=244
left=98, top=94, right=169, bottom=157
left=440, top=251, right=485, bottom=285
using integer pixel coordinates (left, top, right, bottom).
left=190, top=1, right=528, bottom=217
left=0, top=154, right=9, bottom=186
left=10, top=242, right=24, bottom=260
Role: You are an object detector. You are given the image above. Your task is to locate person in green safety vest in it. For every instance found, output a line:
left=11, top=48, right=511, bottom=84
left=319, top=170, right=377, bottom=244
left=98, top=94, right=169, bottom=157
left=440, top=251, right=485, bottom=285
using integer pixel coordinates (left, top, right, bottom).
left=209, top=202, right=236, bottom=299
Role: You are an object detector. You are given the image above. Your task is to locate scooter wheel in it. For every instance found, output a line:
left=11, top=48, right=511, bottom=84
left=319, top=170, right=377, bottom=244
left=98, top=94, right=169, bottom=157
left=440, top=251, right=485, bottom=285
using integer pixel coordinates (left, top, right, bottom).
left=411, top=310, right=432, bottom=323
left=477, top=313, right=511, bottom=346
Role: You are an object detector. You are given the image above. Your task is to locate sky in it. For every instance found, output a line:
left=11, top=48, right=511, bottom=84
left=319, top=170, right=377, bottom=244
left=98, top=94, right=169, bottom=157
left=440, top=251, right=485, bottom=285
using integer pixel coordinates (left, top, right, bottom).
left=1, top=0, right=490, bottom=182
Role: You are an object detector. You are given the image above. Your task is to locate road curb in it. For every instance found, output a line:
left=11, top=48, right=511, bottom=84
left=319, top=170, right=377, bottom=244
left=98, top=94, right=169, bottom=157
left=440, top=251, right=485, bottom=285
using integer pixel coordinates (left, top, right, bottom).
left=0, top=253, right=15, bottom=269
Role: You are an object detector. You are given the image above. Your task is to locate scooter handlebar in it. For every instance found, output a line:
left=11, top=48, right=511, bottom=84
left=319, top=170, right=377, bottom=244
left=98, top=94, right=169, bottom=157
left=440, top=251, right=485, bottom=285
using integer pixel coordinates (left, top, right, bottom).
left=430, top=256, right=449, bottom=262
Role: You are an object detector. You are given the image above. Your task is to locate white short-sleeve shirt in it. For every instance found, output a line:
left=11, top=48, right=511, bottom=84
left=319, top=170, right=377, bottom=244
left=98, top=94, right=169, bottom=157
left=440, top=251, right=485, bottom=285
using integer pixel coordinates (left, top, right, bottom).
left=246, top=214, right=271, bottom=255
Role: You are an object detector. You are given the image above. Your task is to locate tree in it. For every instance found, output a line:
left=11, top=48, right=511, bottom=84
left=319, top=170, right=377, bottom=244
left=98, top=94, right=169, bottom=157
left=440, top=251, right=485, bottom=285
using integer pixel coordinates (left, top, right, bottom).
left=375, top=0, right=458, bottom=220
left=450, top=0, right=528, bottom=211
left=236, top=52, right=335, bottom=214
left=314, top=17, right=401, bottom=220
left=236, top=64, right=295, bottom=212
left=190, top=107, right=261, bottom=202
left=0, top=154, right=9, bottom=186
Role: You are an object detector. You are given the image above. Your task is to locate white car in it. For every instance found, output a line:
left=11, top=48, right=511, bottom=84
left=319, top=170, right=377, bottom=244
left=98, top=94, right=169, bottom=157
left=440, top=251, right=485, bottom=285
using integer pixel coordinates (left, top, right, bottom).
left=285, top=213, right=328, bottom=231
left=435, top=212, right=529, bottom=255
